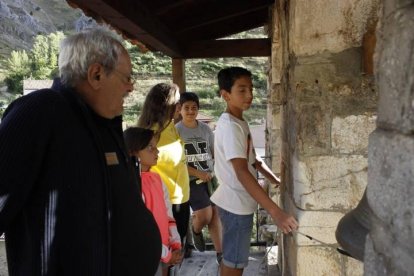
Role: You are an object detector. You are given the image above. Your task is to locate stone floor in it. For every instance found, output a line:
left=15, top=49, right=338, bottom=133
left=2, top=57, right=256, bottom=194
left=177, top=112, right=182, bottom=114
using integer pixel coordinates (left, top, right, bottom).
left=177, top=246, right=280, bottom=276
left=0, top=241, right=281, bottom=276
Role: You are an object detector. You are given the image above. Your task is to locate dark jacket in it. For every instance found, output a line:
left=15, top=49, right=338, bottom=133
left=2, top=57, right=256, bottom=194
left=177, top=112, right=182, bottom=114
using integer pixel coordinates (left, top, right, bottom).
left=0, top=83, right=161, bottom=275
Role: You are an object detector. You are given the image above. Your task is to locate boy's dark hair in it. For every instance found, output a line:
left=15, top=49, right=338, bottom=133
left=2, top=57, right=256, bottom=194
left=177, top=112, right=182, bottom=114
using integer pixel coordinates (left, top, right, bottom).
left=123, top=127, right=154, bottom=154
left=179, top=92, right=199, bottom=108
left=217, top=67, right=252, bottom=96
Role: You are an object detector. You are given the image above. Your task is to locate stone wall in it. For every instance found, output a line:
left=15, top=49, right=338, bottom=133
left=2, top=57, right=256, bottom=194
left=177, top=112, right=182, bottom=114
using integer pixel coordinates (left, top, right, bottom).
left=268, top=0, right=380, bottom=275
left=0, top=241, right=8, bottom=275
left=364, top=1, right=414, bottom=274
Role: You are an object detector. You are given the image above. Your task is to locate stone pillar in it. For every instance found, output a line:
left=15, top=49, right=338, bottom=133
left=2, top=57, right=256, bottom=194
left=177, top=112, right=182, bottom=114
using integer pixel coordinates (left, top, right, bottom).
left=364, top=1, right=414, bottom=275
left=266, top=4, right=284, bottom=197
left=269, top=0, right=380, bottom=274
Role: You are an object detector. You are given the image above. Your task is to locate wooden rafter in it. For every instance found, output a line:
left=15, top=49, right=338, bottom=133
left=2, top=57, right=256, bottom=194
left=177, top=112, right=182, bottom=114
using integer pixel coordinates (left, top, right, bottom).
left=176, top=9, right=269, bottom=41
left=66, top=0, right=273, bottom=59
left=68, top=0, right=183, bottom=57
left=171, top=0, right=273, bottom=33
left=183, top=38, right=271, bottom=58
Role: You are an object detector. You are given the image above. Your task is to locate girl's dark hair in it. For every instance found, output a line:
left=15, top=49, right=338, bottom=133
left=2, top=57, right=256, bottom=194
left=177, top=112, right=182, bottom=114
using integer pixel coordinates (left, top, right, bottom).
left=179, top=92, right=199, bottom=108
left=123, top=127, right=154, bottom=153
left=217, top=67, right=252, bottom=96
left=137, top=83, right=180, bottom=135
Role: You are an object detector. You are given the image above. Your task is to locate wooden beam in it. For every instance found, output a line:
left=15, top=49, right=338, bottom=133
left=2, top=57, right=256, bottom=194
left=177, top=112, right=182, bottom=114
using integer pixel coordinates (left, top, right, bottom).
left=172, top=59, right=186, bottom=92
left=183, top=39, right=271, bottom=58
left=177, top=9, right=269, bottom=41
left=154, top=0, right=194, bottom=16
left=173, top=0, right=273, bottom=33
left=67, top=0, right=183, bottom=57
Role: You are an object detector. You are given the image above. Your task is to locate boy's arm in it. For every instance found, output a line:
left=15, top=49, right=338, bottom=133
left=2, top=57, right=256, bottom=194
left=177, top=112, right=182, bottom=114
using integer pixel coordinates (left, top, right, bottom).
left=231, top=158, right=298, bottom=234
left=187, top=165, right=212, bottom=183
left=254, top=159, right=280, bottom=187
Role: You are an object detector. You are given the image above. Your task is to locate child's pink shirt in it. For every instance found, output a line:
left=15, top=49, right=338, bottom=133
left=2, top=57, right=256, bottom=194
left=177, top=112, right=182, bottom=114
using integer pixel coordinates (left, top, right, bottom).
left=141, top=171, right=181, bottom=263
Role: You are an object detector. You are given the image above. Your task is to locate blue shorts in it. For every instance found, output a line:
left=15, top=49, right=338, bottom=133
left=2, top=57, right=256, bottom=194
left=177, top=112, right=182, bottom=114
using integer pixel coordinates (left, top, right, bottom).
left=218, top=207, right=253, bottom=269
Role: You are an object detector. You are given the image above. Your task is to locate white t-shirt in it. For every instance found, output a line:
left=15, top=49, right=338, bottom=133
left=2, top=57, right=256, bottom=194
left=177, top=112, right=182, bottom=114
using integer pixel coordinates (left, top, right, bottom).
left=211, top=113, right=258, bottom=215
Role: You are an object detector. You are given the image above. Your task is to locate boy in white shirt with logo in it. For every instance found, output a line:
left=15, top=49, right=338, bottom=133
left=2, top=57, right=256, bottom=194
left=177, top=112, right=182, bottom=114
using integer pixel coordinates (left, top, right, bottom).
left=211, top=67, right=298, bottom=276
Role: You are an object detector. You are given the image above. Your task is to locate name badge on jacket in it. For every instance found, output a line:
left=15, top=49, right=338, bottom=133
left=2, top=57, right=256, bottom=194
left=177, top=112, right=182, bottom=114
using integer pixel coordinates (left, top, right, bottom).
left=105, top=152, right=119, bottom=165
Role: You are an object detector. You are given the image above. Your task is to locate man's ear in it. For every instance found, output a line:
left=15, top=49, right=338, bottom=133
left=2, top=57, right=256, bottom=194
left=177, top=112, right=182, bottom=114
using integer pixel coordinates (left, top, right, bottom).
left=88, top=63, right=103, bottom=89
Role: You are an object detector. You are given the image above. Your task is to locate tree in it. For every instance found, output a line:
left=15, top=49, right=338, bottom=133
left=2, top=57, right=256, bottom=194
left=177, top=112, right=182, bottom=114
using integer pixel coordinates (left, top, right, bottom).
left=47, top=32, right=65, bottom=77
left=4, top=32, right=65, bottom=94
left=4, top=50, right=31, bottom=93
left=0, top=94, right=20, bottom=118
left=31, top=32, right=64, bottom=79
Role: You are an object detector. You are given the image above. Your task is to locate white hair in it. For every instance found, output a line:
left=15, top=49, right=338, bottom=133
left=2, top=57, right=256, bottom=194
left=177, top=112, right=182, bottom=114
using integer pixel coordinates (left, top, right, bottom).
left=58, top=26, right=125, bottom=86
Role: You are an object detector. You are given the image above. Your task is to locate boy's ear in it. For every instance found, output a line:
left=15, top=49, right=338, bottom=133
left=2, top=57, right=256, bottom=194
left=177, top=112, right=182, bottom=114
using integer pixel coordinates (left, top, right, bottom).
left=220, top=89, right=230, bottom=101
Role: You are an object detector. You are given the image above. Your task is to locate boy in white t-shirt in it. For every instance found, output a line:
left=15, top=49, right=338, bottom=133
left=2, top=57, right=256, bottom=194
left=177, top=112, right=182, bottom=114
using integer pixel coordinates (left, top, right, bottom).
left=211, top=67, right=298, bottom=276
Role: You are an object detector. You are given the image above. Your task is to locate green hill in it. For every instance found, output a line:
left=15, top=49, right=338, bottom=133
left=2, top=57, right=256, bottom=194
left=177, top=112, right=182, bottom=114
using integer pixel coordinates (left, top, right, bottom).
left=0, top=0, right=269, bottom=124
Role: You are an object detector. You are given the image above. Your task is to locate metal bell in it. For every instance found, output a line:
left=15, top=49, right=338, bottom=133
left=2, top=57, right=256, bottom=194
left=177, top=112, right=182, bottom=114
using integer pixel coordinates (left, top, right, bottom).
left=335, top=189, right=374, bottom=261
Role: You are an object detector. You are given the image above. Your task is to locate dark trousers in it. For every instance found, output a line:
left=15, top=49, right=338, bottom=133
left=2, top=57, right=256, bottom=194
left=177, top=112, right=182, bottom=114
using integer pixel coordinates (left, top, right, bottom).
left=172, top=201, right=190, bottom=243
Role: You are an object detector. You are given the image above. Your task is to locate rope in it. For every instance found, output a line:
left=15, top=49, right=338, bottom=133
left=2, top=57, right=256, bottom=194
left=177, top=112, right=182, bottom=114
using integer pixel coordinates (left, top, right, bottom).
left=294, top=230, right=352, bottom=257
left=256, top=229, right=352, bottom=275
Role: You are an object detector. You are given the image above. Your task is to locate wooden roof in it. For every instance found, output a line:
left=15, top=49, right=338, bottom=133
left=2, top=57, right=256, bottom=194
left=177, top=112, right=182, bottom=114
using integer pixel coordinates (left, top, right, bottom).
left=66, top=0, right=273, bottom=58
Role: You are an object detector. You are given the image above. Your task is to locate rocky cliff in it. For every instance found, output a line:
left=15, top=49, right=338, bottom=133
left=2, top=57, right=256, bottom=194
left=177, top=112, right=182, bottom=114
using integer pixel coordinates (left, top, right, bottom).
left=0, top=0, right=90, bottom=62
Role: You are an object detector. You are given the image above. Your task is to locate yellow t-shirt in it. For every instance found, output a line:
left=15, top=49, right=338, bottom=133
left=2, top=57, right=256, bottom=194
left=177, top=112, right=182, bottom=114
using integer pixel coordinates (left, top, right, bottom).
left=150, top=121, right=189, bottom=204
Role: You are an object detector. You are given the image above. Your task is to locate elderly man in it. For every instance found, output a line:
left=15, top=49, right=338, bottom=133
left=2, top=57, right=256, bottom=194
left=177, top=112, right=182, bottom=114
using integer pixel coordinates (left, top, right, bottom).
left=0, top=27, right=161, bottom=275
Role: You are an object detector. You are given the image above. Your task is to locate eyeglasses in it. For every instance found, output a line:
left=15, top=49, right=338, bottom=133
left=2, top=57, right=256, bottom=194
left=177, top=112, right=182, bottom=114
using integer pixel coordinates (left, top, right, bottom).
left=113, top=69, right=136, bottom=85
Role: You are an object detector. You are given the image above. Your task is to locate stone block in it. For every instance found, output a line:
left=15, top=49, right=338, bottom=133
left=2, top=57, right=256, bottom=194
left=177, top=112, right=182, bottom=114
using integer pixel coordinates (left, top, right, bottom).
left=290, top=0, right=380, bottom=55
left=270, top=106, right=282, bottom=130
left=296, top=104, right=330, bottom=155
left=376, top=6, right=414, bottom=133
left=365, top=218, right=414, bottom=275
left=295, top=48, right=362, bottom=86
left=286, top=103, right=299, bottom=152
left=367, top=129, right=414, bottom=246
left=296, top=246, right=342, bottom=276
left=272, top=42, right=282, bottom=84
left=295, top=210, right=344, bottom=245
left=292, top=155, right=367, bottom=210
left=345, top=256, right=364, bottom=276
left=332, top=115, right=376, bottom=154
left=382, top=0, right=414, bottom=20
left=269, top=83, right=283, bottom=106
left=329, top=81, right=378, bottom=117
left=364, top=234, right=387, bottom=276
left=295, top=80, right=323, bottom=102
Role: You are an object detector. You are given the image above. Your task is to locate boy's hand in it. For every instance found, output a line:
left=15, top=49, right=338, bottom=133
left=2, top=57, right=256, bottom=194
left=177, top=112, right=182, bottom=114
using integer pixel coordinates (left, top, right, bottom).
left=270, top=209, right=298, bottom=234
left=197, top=171, right=212, bottom=183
